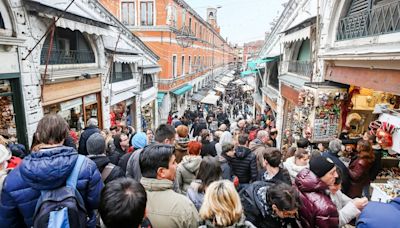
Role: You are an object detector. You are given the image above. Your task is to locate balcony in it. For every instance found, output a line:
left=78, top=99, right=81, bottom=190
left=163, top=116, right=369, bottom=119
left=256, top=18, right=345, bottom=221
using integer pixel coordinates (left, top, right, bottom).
left=40, top=49, right=95, bottom=65
left=337, top=0, right=400, bottom=40
left=110, top=72, right=134, bottom=83
left=286, top=60, right=313, bottom=78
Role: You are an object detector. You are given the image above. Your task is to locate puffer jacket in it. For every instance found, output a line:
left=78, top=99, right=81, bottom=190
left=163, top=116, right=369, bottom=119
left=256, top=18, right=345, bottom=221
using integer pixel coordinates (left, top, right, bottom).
left=0, top=146, right=103, bottom=227
left=225, top=146, right=257, bottom=184
left=141, top=177, right=199, bottom=228
left=199, top=215, right=256, bottom=228
left=283, top=156, right=309, bottom=182
left=175, top=138, right=189, bottom=164
left=347, top=155, right=374, bottom=198
left=295, top=168, right=339, bottom=228
left=249, top=139, right=269, bottom=173
left=88, top=154, right=125, bottom=184
left=187, top=179, right=205, bottom=211
left=176, top=155, right=202, bottom=194
left=78, top=126, right=100, bottom=155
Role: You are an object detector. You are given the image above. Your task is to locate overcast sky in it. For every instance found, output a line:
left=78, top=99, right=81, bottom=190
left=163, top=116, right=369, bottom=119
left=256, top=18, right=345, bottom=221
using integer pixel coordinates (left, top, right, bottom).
left=185, top=0, right=286, bottom=45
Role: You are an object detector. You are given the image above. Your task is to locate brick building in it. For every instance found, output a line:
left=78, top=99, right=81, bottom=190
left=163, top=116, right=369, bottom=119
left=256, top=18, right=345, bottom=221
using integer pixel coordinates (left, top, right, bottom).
left=100, top=0, right=236, bottom=121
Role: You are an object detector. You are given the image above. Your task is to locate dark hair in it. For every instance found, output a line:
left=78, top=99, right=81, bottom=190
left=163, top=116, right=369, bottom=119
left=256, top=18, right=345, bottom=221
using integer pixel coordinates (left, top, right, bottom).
left=263, top=148, right=282, bottom=168
left=155, top=124, right=176, bottom=143
left=99, top=178, right=147, bottom=228
left=196, top=156, right=222, bottom=193
left=36, top=114, right=69, bottom=144
left=113, top=133, right=127, bottom=151
left=267, top=183, right=300, bottom=211
left=140, top=144, right=175, bottom=178
left=283, top=147, right=296, bottom=161
left=238, top=134, right=249, bottom=145
left=334, top=166, right=343, bottom=185
left=296, top=138, right=309, bottom=149
left=221, top=143, right=234, bottom=155
left=294, top=148, right=308, bottom=159
left=357, top=139, right=375, bottom=163
left=200, top=129, right=210, bottom=143
left=110, top=125, right=118, bottom=131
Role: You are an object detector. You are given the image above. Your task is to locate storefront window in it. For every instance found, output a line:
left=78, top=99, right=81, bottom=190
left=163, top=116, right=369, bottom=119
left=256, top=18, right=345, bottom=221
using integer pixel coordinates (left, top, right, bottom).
left=141, top=101, right=154, bottom=130
left=0, top=80, right=16, bottom=138
left=44, top=93, right=100, bottom=131
left=110, top=98, right=136, bottom=128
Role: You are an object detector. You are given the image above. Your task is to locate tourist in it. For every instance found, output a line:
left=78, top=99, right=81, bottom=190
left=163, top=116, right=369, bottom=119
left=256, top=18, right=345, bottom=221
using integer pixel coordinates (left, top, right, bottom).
left=176, top=141, right=202, bottom=194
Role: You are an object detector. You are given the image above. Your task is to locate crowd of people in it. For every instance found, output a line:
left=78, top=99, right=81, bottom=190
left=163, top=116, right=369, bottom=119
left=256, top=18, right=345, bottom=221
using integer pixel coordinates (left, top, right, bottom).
left=0, top=112, right=399, bottom=228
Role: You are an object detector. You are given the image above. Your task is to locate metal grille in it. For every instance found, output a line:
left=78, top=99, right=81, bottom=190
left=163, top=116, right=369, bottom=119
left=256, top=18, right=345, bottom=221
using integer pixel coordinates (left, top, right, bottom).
left=285, top=61, right=313, bottom=78
left=40, top=49, right=95, bottom=65
left=337, top=0, right=400, bottom=40
left=110, top=72, right=134, bottom=83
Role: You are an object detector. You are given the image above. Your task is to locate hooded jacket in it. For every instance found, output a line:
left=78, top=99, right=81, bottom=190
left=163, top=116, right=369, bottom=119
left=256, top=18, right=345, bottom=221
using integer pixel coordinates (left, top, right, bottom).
left=78, top=126, right=100, bottom=155
left=201, top=140, right=217, bottom=157
left=295, top=169, right=339, bottom=228
left=225, top=146, right=257, bottom=184
left=176, top=155, right=202, bottom=194
left=140, top=177, right=199, bottom=228
left=283, top=156, right=309, bottom=182
left=347, top=152, right=374, bottom=198
left=0, top=146, right=103, bottom=227
left=88, top=154, right=125, bottom=184
left=175, top=138, right=189, bottom=164
left=249, top=139, right=270, bottom=173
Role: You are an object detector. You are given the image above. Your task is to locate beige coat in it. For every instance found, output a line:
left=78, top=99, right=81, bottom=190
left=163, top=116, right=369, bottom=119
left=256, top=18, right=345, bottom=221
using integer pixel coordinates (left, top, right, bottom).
left=141, top=177, right=199, bottom=228
left=176, top=155, right=202, bottom=194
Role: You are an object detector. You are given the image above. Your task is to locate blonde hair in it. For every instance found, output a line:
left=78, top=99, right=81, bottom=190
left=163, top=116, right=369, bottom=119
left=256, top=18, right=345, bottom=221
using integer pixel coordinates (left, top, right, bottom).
left=199, top=180, right=243, bottom=227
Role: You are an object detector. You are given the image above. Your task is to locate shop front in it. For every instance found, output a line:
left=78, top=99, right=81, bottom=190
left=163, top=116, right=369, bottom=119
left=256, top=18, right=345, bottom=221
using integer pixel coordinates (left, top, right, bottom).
left=110, top=98, right=137, bottom=129
left=42, top=77, right=102, bottom=131
left=141, top=87, right=157, bottom=131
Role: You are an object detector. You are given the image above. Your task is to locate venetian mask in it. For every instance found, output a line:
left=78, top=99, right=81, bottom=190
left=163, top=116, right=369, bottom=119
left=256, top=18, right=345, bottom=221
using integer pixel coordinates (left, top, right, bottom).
left=376, top=128, right=393, bottom=149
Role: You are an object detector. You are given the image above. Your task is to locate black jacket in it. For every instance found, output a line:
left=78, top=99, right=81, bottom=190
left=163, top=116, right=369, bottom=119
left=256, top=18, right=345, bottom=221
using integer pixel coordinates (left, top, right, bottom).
left=89, top=155, right=125, bottom=184
left=108, top=147, right=125, bottom=165
left=201, top=140, right=217, bottom=157
left=118, top=152, right=133, bottom=174
left=192, top=122, right=207, bottom=138
left=259, top=168, right=292, bottom=185
left=226, top=146, right=258, bottom=184
left=78, top=126, right=100, bottom=155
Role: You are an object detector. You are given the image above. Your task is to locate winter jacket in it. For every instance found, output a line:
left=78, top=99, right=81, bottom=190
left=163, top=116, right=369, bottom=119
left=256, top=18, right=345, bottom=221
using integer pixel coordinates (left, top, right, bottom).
left=125, top=149, right=143, bottom=182
left=175, top=138, right=189, bottom=164
left=0, top=146, right=103, bottom=227
left=219, top=155, right=233, bottom=180
left=201, top=140, right=217, bottom=157
left=283, top=156, right=309, bottom=182
left=176, top=155, right=202, bottom=194
left=294, top=168, right=339, bottom=228
left=240, top=181, right=298, bottom=228
left=118, top=151, right=132, bottom=174
left=249, top=139, right=269, bottom=173
left=329, top=190, right=360, bottom=227
left=356, top=197, right=400, bottom=228
left=187, top=179, right=205, bottom=211
left=322, top=151, right=351, bottom=194
left=78, top=126, right=100, bottom=155
left=199, top=215, right=256, bottom=228
left=108, top=147, right=125, bottom=166
left=140, top=177, right=199, bottom=228
left=259, top=168, right=292, bottom=185
left=193, top=122, right=208, bottom=138
left=225, top=146, right=257, bottom=184
left=347, top=155, right=374, bottom=198
left=88, top=154, right=125, bottom=184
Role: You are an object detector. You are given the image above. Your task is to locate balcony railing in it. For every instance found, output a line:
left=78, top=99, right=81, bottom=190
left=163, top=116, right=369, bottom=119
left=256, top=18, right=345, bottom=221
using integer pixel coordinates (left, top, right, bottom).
left=286, top=60, right=313, bottom=78
left=141, top=81, right=154, bottom=91
left=110, top=72, right=134, bottom=83
left=337, top=0, right=400, bottom=40
left=40, top=49, right=95, bottom=65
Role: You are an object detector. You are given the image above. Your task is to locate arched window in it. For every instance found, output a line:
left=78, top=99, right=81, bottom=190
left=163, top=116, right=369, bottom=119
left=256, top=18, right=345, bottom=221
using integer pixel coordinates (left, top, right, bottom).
left=40, top=27, right=95, bottom=65
left=297, top=39, right=311, bottom=61
left=0, top=12, right=5, bottom=29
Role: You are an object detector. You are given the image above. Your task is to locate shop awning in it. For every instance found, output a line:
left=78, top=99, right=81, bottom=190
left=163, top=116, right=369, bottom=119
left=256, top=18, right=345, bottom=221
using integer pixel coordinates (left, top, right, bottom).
left=191, top=93, right=205, bottom=102
left=201, top=94, right=220, bottom=106
left=157, top=92, right=166, bottom=106
left=241, top=85, right=254, bottom=92
left=172, top=84, right=193, bottom=96
left=214, top=86, right=225, bottom=93
left=240, top=70, right=257, bottom=77
left=248, top=57, right=279, bottom=70
left=141, top=87, right=157, bottom=107
left=232, top=79, right=246, bottom=85
left=279, top=74, right=309, bottom=90
left=114, top=55, right=142, bottom=64
left=142, top=65, right=162, bottom=74
left=282, top=26, right=311, bottom=44
left=219, top=76, right=234, bottom=86
left=104, top=35, right=142, bottom=54
left=42, top=67, right=106, bottom=80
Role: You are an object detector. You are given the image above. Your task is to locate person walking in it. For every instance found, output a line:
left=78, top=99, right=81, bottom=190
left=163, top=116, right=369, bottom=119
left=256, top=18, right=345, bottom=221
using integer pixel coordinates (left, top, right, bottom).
left=78, top=118, right=100, bottom=155
left=176, top=141, right=202, bottom=194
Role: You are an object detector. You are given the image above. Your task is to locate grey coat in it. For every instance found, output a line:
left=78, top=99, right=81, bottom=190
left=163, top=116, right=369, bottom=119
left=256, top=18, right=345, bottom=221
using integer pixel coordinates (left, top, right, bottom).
left=176, top=155, right=202, bottom=194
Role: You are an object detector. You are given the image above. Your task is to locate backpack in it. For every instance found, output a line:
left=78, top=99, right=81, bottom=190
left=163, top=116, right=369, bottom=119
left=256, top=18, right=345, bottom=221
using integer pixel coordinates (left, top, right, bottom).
left=101, top=163, right=116, bottom=182
left=33, top=155, right=87, bottom=228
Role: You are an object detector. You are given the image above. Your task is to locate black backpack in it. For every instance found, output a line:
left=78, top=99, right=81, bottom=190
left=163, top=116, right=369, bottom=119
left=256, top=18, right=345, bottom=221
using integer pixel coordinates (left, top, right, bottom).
left=33, top=155, right=87, bottom=228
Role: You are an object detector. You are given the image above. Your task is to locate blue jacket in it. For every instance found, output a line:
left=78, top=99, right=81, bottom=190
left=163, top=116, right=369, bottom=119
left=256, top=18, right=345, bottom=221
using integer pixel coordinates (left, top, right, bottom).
left=0, top=146, right=103, bottom=228
left=357, top=197, right=400, bottom=228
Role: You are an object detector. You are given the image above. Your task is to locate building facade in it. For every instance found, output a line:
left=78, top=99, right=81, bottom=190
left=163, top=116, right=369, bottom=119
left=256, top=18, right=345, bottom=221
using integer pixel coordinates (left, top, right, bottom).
left=100, top=0, right=235, bottom=122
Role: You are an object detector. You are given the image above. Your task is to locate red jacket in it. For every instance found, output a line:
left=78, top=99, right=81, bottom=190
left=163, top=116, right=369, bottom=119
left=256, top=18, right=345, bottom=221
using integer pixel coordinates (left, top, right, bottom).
left=295, top=169, right=339, bottom=228
left=347, top=156, right=373, bottom=198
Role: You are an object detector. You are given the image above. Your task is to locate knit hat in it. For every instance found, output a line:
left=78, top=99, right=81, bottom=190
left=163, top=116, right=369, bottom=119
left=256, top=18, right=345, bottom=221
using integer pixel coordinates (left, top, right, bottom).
left=309, top=156, right=335, bottom=178
left=329, top=139, right=343, bottom=153
left=0, top=144, right=11, bottom=164
left=86, top=133, right=106, bottom=155
left=131, top=132, right=147, bottom=149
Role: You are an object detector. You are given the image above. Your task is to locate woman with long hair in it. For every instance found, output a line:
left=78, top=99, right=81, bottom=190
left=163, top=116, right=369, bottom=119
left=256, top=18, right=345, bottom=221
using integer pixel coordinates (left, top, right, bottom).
left=199, top=180, right=255, bottom=227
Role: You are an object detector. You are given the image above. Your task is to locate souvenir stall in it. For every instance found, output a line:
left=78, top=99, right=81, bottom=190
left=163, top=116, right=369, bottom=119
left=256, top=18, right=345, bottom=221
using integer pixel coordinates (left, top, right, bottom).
left=109, top=98, right=136, bottom=128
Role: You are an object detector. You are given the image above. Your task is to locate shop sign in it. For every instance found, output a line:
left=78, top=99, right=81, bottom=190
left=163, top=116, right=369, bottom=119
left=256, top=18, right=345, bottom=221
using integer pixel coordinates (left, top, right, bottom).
left=84, top=94, right=97, bottom=105
left=60, top=98, right=82, bottom=112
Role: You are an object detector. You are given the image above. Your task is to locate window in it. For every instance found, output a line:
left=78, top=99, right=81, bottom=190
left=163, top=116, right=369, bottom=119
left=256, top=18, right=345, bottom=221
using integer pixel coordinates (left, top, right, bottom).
left=181, top=55, right=185, bottom=76
left=140, top=1, right=154, bottom=26
left=0, top=12, right=5, bottom=29
left=141, top=73, right=153, bottom=91
left=297, top=39, right=311, bottom=61
left=194, top=23, right=197, bottom=37
left=188, top=56, right=192, bottom=74
left=172, top=55, right=177, bottom=78
left=182, top=9, right=186, bottom=27
left=189, top=18, right=192, bottom=32
left=121, top=2, right=135, bottom=25
left=111, top=63, right=132, bottom=83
